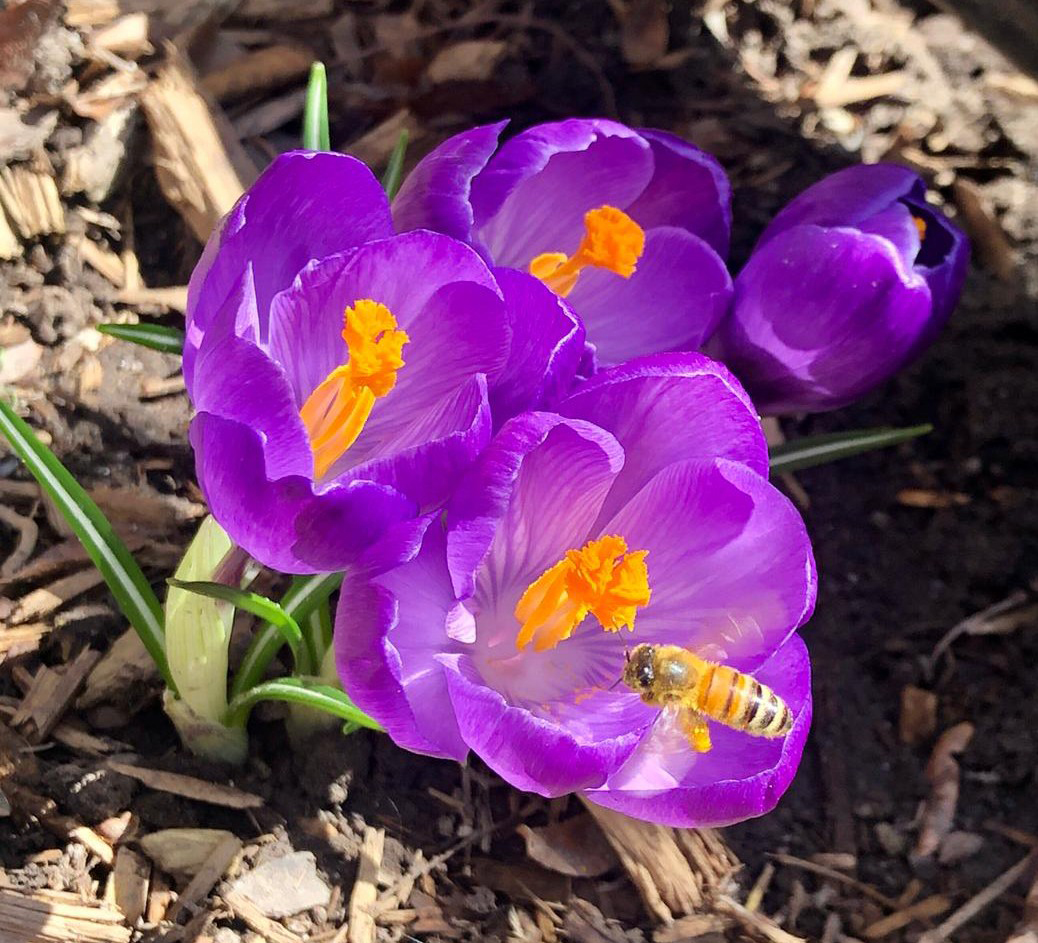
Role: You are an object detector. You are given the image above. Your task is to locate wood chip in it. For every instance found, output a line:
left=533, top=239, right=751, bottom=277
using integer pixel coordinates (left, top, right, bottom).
left=223, top=888, right=305, bottom=943
left=0, top=503, right=39, bottom=577
left=518, top=814, right=619, bottom=877
left=78, top=628, right=158, bottom=710
left=864, top=894, right=951, bottom=939
left=899, top=684, right=938, bottom=745
left=618, top=0, right=669, bottom=68
left=715, top=894, right=806, bottom=943
left=582, top=800, right=732, bottom=921
left=117, top=284, right=190, bottom=311
left=110, top=846, right=150, bottom=925
left=74, top=234, right=125, bottom=287
left=348, top=826, right=385, bottom=943
left=141, top=46, right=254, bottom=242
left=11, top=648, right=101, bottom=742
left=203, top=43, right=313, bottom=100
left=0, top=888, right=131, bottom=943
left=8, top=568, right=105, bottom=625
left=62, top=103, right=138, bottom=204
left=90, top=13, right=153, bottom=59
left=918, top=850, right=1038, bottom=943
left=912, top=722, right=974, bottom=861
left=425, top=40, right=508, bottom=84
left=165, top=833, right=242, bottom=921
left=235, top=0, right=333, bottom=18
left=0, top=164, right=65, bottom=239
left=108, top=762, right=263, bottom=809
left=345, top=109, right=419, bottom=170
left=952, top=177, right=1016, bottom=282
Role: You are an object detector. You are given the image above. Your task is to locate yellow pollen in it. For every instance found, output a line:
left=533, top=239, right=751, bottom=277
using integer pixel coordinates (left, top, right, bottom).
left=514, top=535, right=651, bottom=653
left=528, top=205, right=646, bottom=298
left=298, top=299, right=409, bottom=480
left=912, top=214, right=927, bottom=242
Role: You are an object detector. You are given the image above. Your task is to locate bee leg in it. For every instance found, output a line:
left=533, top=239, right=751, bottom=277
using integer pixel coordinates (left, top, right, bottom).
left=681, top=713, right=712, bottom=753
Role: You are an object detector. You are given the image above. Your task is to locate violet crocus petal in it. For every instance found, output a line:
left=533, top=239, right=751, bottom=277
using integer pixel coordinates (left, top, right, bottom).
left=715, top=224, right=933, bottom=414
left=446, top=413, right=624, bottom=600
left=625, top=129, right=732, bottom=257
left=191, top=310, right=311, bottom=482
left=559, top=353, right=767, bottom=524
left=472, top=119, right=654, bottom=269
left=338, top=518, right=470, bottom=760
left=565, top=226, right=733, bottom=366
left=489, top=267, right=585, bottom=420
left=438, top=651, right=644, bottom=797
left=856, top=202, right=921, bottom=267
left=584, top=633, right=812, bottom=828
left=189, top=413, right=415, bottom=573
left=757, top=162, right=924, bottom=249
left=185, top=152, right=392, bottom=388
left=344, top=373, right=493, bottom=512
left=903, top=197, right=970, bottom=332
left=392, top=121, right=508, bottom=245
left=601, top=459, right=816, bottom=668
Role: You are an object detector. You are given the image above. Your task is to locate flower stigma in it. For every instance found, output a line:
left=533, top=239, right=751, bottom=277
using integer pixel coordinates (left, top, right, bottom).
left=299, top=299, right=409, bottom=479
left=529, top=206, right=646, bottom=298
left=514, top=535, right=651, bottom=653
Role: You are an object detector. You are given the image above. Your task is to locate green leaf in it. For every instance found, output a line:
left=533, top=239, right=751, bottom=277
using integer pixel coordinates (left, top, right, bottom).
left=0, top=398, right=172, bottom=690
left=97, top=322, right=184, bottom=356
left=303, top=601, right=332, bottom=674
left=225, top=677, right=383, bottom=731
left=302, top=62, right=330, bottom=151
left=168, top=579, right=304, bottom=670
left=381, top=129, right=409, bottom=199
left=230, top=572, right=342, bottom=698
left=769, top=424, right=933, bottom=475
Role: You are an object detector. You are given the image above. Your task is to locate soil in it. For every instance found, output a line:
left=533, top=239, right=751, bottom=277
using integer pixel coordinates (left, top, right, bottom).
left=1, top=1, right=1037, bottom=941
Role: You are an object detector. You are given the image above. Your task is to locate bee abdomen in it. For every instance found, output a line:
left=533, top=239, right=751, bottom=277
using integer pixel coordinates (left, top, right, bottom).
left=699, top=665, right=792, bottom=739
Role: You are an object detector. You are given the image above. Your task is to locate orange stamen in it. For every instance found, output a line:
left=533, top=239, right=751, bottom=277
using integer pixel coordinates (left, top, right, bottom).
left=912, top=214, right=927, bottom=242
left=298, top=300, right=409, bottom=479
left=514, top=535, right=651, bottom=653
left=529, top=206, right=646, bottom=298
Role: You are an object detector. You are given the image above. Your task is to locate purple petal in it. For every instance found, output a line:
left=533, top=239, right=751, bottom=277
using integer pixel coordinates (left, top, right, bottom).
left=345, top=374, right=493, bottom=512
left=626, top=129, right=732, bottom=257
left=392, top=122, right=507, bottom=245
left=338, top=518, right=469, bottom=759
left=446, top=413, right=624, bottom=601
left=566, top=226, right=732, bottom=367
left=715, top=224, right=933, bottom=414
left=559, top=353, right=768, bottom=524
left=857, top=201, right=921, bottom=267
left=902, top=197, right=970, bottom=332
left=758, top=163, right=923, bottom=250
left=584, top=633, right=812, bottom=827
left=489, top=267, right=585, bottom=420
left=189, top=413, right=415, bottom=573
left=185, top=152, right=392, bottom=384
left=440, top=651, right=643, bottom=797
left=472, top=120, right=654, bottom=269
left=600, top=459, right=816, bottom=668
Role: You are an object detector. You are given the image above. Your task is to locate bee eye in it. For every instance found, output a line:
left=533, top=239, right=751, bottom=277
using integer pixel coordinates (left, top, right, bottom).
left=638, top=665, right=654, bottom=687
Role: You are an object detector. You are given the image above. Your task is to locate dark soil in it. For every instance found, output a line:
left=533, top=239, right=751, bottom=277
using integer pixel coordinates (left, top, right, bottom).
left=1, top=1, right=1037, bottom=941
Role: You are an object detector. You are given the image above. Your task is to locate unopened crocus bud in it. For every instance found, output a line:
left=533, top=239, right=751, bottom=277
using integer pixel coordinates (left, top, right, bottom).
left=713, top=164, right=969, bottom=414
left=164, top=516, right=246, bottom=764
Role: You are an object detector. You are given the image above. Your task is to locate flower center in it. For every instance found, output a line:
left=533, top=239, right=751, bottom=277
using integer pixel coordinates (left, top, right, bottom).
left=912, top=214, right=927, bottom=242
left=298, top=299, right=409, bottom=479
left=528, top=206, right=646, bottom=298
left=514, top=535, right=651, bottom=653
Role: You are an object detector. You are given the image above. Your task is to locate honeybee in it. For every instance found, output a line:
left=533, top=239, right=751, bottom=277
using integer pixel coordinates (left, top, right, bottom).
left=622, top=643, right=792, bottom=753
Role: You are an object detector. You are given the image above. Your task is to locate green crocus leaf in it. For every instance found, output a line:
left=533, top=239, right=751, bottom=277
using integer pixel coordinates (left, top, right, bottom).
left=769, top=424, right=933, bottom=475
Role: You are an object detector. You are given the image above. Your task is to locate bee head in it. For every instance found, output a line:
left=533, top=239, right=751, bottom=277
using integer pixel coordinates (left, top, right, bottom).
left=622, top=644, right=656, bottom=692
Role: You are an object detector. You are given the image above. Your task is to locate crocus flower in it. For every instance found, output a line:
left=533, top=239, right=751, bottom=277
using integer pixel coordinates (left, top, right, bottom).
left=186, top=151, right=583, bottom=573
left=392, top=119, right=734, bottom=368
left=338, top=354, right=816, bottom=827
left=711, top=163, right=969, bottom=414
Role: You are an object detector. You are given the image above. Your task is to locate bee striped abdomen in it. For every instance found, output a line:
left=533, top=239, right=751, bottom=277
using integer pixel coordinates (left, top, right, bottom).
left=697, top=664, right=792, bottom=739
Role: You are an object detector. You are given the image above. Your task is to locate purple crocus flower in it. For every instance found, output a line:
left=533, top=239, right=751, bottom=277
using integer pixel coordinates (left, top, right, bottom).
left=712, top=163, right=970, bottom=414
left=337, top=354, right=816, bottom=827
left=392, top=119, right=734, bottom=368
left=186, top=151, right=584, bottom=573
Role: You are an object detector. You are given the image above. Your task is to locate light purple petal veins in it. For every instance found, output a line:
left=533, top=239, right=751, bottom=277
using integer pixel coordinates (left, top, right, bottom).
left=339, top=366, right=817, bottom=822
